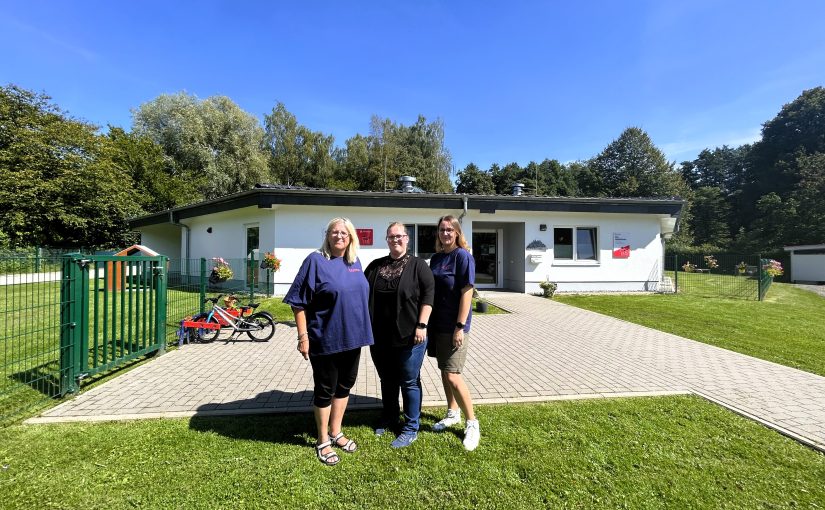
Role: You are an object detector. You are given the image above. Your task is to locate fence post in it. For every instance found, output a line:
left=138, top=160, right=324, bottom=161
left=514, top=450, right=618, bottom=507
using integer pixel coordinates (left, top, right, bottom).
left=199, top=258, right=207, bottom=314
left=59, top=254, right=88, bottom=394
left=35, top=246, right=42, bottom=273
left=757, top=253, right=763, bottom=301
left=248, top=252, right=255, bottom=302
left=674, top=254, right=679, bottom=294
left=155, top=256, right=168, bottom=354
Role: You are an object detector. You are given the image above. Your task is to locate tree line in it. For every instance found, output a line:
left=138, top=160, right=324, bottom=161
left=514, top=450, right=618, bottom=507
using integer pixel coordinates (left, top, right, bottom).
left=1, top=83, right=823, bottom=252
left=454, top=87, right=825, bottom=254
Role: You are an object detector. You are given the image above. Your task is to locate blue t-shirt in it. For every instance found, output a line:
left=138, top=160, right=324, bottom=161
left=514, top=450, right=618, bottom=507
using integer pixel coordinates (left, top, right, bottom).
left=284, top=251, right=374, bottom=356
left=429, top=248, right=475, bottom=334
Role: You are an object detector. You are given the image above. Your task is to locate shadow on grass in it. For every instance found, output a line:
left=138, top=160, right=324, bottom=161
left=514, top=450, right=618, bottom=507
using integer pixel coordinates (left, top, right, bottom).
left=188, top=390, right=383, bottom=445
left=9, top=360, right=62, bottom=398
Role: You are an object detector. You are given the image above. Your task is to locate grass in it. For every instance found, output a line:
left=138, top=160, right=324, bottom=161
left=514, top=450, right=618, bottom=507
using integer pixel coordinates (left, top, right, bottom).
left=555, top=282, right=825, bottom=377
left=2, top=396, right=824, bottom=509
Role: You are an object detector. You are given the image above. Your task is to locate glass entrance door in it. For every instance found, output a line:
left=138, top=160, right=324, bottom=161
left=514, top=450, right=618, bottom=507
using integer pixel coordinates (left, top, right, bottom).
left=472, top=230, right=500, bottom=288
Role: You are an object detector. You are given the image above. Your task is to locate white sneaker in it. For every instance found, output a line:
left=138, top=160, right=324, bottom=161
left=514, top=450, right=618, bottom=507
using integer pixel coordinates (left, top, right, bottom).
left=432, top=409, right=461, bottom=431
left=463, top=419, right=480, bottom=451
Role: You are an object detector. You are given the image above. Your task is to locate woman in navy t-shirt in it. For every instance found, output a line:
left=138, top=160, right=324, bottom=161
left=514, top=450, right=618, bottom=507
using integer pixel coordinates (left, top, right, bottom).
left=284, top=217, right=374, bottom=466
left=428, top=215, right=480, bottom=451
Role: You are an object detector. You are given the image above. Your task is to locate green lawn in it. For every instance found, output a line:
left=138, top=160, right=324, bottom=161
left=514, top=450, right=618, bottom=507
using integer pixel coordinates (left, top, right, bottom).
left=2, top=396, right=824, bottom=509
left=556, top=282, right=825, bottom=377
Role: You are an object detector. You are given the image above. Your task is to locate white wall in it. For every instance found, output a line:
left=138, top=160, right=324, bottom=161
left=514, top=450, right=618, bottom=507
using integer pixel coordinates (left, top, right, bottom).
left=138, top=224, right=182, bottom=259
left=791, top=253, right=825, bottom=283
left=466, top=210, right=664, bottom=293
left=142, top=203, right=669, bottom=294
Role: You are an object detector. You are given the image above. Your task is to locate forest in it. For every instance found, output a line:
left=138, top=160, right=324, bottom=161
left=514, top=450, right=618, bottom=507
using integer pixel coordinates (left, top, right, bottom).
left=1, top=83, right=823, bottom=253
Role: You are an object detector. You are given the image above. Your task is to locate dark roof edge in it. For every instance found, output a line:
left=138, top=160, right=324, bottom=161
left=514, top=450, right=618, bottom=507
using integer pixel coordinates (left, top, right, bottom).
left=129, top=188, right=685, bottom=228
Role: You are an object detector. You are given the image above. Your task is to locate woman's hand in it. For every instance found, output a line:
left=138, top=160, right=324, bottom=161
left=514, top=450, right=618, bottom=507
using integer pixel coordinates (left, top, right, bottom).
left=297, top=339, right=309, bottom=360
left=453, top=328, right=464, bottom=348
left=413, top=329, right=426, bottom=345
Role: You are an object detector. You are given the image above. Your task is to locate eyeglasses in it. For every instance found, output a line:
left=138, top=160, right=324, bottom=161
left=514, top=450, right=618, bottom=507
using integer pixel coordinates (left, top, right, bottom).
left=329, top=231, right=349, bottom=238
left=439, top=228, right=455, bottom=234
left=386, top=234, right=407, bottom=242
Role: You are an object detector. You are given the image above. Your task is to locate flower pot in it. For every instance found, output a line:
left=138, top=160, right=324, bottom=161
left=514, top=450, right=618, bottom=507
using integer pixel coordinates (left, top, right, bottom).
left=208, top=270, right=228, bottom=284
left=476, top=301, right=488, bottom=313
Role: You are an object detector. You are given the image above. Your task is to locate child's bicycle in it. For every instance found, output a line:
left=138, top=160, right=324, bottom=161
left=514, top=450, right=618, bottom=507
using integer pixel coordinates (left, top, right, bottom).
left=190, top=295, right=275, bottom=342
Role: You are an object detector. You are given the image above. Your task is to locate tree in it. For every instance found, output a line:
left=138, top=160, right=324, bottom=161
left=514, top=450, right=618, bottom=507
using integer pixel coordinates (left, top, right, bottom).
left=785, top=152, right=825, bottom=246
left=689, top=187, right=732, bottom=249
left=455, top=163, right=495, bottom=194
left=491, top=162, right=523, bottom=194
left=264, top=102, right=336, bottom=188
left=357, top=115, right=453, bottom=192
left=538, top=159, right=577, bottom=196
left=107, top=127, right=191, bottom=211
left=735, top=193, right=799, bottom=252
left=747, top=87, right=825, bottom=201
left=132, top=92, right=268, bottom=200
left=681, top=145, right=750, bottom=195
left=588, top=127, right=688, bottom=198
left=0, top=84, right=141, bottom=248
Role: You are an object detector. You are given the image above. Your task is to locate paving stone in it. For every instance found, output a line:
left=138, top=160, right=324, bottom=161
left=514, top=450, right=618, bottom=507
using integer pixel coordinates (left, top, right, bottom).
left=28, top=292, right=825, bottom=452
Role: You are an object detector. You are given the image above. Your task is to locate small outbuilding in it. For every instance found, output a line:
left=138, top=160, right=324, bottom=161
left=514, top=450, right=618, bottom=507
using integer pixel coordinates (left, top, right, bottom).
left=107, top=244, right=160, bottom=291
left=783, top=244, right=825, bottom=284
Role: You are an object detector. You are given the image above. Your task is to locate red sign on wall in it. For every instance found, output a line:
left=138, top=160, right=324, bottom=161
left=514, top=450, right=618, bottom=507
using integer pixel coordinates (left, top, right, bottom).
left=356, top=228, right=373, bottom=246
left=612, top=232, right=630, bottom=259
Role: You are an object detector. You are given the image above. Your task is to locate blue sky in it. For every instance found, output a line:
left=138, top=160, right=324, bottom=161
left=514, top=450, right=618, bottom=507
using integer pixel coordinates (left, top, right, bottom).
left=2, top=1, right=824, bottom=172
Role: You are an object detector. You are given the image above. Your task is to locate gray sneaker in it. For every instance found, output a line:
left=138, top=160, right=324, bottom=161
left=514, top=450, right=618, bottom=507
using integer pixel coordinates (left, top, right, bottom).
left=432, top=409, right=461, bottom=432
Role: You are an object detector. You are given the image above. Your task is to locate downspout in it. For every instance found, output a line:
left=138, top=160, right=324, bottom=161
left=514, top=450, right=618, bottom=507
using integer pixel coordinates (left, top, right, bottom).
left=169, top=210, right=191, bottom=261
left=458, top=195, right=468, bottom=225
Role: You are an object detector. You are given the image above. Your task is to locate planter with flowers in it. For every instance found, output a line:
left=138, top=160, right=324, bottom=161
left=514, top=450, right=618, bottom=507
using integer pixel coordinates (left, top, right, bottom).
left=260, top=251, right=282, bottom=272
left=260, top=251, right=282, bottom=297
left=763, top=259, right=783, bottom=278
left=209, top=257, right=234, bottom=284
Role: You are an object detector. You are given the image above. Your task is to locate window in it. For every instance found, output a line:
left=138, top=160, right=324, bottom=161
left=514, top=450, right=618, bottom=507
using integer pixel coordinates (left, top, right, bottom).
left=246, top=225, right=259, bottom=256
left=416, top=225, right=437, bottom=260
left=553, top=227, right=597, bottom=261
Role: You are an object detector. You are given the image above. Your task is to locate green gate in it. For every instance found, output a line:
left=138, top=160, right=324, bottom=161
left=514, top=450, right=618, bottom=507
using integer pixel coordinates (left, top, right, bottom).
left=60, top=254, right=167, bottom=394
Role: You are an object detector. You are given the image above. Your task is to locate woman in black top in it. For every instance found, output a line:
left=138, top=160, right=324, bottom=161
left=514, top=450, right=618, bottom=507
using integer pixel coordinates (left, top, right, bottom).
left=364, top=222, right=434, bottom=448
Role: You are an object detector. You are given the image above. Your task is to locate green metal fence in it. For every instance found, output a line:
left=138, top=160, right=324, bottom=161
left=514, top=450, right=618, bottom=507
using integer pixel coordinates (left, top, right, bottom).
left=665, top=253, right=779, bottom=301
left=0, top=254, right=168, bottom=425
left=59, top=254, right=168, bottom=393
left=0, top=256, right=66, bottom=424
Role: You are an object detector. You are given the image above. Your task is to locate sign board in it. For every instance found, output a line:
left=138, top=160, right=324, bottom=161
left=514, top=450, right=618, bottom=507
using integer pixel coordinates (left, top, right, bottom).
left=356, top=228, right=373, bottom=246
left=612, top=232, right=630, bottom=258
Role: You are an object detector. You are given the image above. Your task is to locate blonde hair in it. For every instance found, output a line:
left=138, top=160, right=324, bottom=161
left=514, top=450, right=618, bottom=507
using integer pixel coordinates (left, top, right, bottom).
left=320, top=217, right=359, bottom=264
left=434, top=215, right=469, bottom=252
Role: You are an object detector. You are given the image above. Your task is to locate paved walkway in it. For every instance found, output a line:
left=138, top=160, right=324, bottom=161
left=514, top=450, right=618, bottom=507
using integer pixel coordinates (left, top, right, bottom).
left=29, top=292, right=825, bottom=452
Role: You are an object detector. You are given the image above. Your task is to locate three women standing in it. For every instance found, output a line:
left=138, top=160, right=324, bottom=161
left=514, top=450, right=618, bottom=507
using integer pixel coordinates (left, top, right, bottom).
left=428, top=215, right=480, bottom=451
left=365, top=222, right=434, bottom=449
left=284, top=218, right=374, bottom=466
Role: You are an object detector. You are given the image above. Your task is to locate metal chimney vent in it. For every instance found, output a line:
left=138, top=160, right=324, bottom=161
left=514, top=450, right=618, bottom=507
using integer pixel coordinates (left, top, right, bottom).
left=398, top=175, right=417, bottom=193
left=512, top=182, right=525, bottom=196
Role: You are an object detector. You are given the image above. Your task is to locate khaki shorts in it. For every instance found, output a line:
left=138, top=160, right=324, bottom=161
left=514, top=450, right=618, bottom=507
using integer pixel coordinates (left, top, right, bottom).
left=431, top=331, right=470, bottom=374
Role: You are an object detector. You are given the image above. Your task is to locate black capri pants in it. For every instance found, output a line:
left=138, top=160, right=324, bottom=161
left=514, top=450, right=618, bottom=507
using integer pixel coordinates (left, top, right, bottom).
left=309, top=348, right=361, bottom=408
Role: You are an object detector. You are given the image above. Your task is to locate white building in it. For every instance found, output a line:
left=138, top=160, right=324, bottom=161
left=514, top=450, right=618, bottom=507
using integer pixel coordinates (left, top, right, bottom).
left=783, top=244, right=825, bottom=284
left=130, top=181, right=684, bottom=294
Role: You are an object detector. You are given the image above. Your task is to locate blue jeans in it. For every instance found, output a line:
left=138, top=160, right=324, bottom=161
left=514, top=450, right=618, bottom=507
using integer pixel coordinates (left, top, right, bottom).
left=370, top=339, right=428, bottom=434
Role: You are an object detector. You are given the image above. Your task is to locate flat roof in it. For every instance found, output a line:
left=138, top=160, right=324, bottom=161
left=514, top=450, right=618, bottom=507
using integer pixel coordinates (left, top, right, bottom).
left=130, top=186, right=685, bottom=228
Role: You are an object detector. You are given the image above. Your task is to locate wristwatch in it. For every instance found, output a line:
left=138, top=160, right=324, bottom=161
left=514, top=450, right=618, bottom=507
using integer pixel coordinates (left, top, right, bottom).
left=455, top=321, right=465, bottom=329
left=416, top=322, right=427, bottom=329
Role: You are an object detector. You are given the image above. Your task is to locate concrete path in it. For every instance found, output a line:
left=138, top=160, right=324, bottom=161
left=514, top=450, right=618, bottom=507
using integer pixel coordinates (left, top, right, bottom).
left=29, top=292, right=825, bottom=452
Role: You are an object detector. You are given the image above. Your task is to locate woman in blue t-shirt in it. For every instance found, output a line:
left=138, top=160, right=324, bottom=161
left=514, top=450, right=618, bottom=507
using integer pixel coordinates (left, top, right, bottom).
left=428, top=215, right=480, bottom=451
left=284, top=217, right=374, bottom=466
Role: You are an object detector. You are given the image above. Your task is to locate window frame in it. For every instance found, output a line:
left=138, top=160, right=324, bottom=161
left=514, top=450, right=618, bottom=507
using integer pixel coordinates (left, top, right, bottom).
left=552, top=225, right=599, bottom=265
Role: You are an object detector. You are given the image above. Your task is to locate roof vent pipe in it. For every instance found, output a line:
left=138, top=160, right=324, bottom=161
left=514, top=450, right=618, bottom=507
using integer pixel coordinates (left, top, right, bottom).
left=512, top=182, right=525, bottom=196
left=398, top=175, right=417, bottom=193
